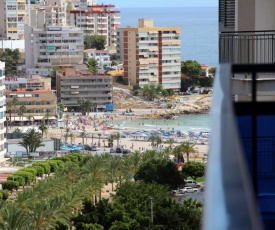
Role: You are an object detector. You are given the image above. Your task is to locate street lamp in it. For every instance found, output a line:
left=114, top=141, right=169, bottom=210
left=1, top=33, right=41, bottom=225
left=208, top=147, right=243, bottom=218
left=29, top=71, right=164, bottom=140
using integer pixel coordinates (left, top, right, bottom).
left=149, top=197, right=153, bottom=226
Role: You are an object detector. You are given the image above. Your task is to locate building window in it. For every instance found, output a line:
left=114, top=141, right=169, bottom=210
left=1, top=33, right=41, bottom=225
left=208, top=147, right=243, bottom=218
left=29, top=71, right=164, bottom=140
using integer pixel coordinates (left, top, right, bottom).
left=34, top=94, right=39, bottom=97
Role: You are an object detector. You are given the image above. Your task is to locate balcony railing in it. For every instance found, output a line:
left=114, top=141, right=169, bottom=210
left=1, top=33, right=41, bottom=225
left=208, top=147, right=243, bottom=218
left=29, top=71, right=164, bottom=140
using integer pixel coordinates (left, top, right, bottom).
left=204, top=64, right=275, bottom=230
left=219, top=30, right=275, bottom=64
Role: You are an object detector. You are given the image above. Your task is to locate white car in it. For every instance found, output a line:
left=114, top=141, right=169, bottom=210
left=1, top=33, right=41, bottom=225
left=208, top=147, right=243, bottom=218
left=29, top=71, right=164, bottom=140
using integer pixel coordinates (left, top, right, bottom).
left=180, top=187, right=198, bottom=194
left=91, top=146, right=99, bottom=151
left=169, top=189, right=181, bottom=196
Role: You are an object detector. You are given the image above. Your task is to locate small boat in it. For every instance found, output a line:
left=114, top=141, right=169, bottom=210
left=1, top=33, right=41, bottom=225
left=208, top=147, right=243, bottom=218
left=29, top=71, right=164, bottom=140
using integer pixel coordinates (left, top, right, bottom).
left=172, top=116, right=178, bottom=120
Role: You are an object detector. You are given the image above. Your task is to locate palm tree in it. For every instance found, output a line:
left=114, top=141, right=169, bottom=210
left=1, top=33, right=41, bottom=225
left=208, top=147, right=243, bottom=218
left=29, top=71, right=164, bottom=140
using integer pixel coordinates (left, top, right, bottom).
left=18, top=105, right=26, bottom=124
left=0, top=202, right=31, bottom=230
left=81, top=155, right=107, bottom=202
left=108, top=134, right=115, bottom=148
left=43, top=112, right=51, bottom=127
left=79, top=132, right=87, bottom=153
left=39, top=124, right=48, bottom=137
left=18, top=128, right=45, bottom=157
left=64, top=114, right=70, bottom=128
left=107, top=156, right=121, bottom=191
left=64, top=128, right=70, bottom=144
left=180, top=141, right=197, bottom=162
left=113, top=133, right=121, bottom=147
left=148, top=135, right=157, bottom=148
left=12, top=96, right=18, bottom=123
left=78, top=97, right=89, bottom=116
left=98, top=133, right=102, bottom=147
left=84, top=99, right=93, bottom=116
left=6, top=100, right=13, bottom=128
left=155, top=135, right=162, bottom=148
left=173, top=145, right=184, bottom=163
left=129, top=151, right=142, bottom=175
left=165, top=138, right=175, bottom=149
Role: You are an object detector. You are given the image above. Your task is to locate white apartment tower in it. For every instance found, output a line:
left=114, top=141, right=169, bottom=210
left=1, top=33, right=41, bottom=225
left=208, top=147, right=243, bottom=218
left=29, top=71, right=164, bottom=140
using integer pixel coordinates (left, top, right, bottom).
left=0, top=0, right=30, bottom=40
left=25, top=0, right=84, bottom=68
left=0, top=62, right=6, bottom=163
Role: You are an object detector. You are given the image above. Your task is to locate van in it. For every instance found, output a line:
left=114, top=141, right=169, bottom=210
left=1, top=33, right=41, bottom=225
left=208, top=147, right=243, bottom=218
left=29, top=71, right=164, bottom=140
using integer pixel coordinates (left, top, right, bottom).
left=184, top=180, right=200, bottom=188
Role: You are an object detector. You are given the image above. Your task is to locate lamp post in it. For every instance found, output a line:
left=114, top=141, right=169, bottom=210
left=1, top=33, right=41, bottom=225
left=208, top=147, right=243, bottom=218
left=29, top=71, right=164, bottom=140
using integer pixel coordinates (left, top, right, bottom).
left=149, top=197, right=153, bottom=226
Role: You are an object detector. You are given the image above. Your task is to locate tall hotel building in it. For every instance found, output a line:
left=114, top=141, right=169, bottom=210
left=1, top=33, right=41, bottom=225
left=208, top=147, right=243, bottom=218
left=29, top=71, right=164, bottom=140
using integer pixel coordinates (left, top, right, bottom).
left=117, top=19, right=181, bottom=91
left=0, top=62, right=6, bottom=164
left=0, top=0, right=30, bottom=40
left=69, top=3, right=120, bottom=53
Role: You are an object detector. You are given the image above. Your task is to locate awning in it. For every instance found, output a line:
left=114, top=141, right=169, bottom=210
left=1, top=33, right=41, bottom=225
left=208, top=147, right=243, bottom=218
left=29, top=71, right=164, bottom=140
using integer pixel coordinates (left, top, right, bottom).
left=33, top=116, right=43, bottom=120
left=13, top=117, right=28, bottom=121
left=49, top=116, right=56, bottom=120
left=25, top=93, right=32, bottom=97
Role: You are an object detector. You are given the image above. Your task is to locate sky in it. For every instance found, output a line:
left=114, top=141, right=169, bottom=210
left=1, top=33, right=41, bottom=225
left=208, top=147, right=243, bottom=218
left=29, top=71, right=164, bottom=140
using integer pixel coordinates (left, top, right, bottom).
left=99, top=0, right=218, bottom=8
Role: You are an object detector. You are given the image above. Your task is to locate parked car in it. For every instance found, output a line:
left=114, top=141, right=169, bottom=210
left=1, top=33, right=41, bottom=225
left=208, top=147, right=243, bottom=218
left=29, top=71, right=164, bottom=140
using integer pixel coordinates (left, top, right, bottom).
left=169, top=189, right=181, bottom=196
left=184, top=180, right=200, bottom=188
left=91, top=146, right=98, bottom=151
left=180, top=187, right=198, bottom=194
left=84, top=144, right=91, bottom=150
left=110, top=148, right=116, bottom=153
left=122, top=149, right=131, bottom=154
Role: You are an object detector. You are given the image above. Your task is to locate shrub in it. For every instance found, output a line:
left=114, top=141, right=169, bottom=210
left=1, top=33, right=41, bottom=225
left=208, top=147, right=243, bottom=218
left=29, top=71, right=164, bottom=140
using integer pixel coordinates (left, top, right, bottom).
left=66, top=154, right=79, bottom=164
left=58, top=156, right=72, bottom=163
left=20, top=167, right=37, bottom=181
left=133, top=90, right=139, bottom=96
left=33, top=166, right=44, bottom=177
left=7, top=175, right=25, bottom=187
left=33, top=162, right=51, bottom=175
left=51, top=159, right=64, bottom=166
left=167, top=103, right=173, bottom=109
left=14, top=171, right=33, bottom=184
left=47, top=160, right=59, bottom=173
left=2, top=181, right=19, bottom=191
left=0, top=190, right=9, bottom=200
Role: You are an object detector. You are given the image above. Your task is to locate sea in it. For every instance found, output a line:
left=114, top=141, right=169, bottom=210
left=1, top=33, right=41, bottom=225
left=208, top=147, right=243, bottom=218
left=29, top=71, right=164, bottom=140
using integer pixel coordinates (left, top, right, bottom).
left=119, top=114, right=211, bottom=133
left=118, top=7, right=216, bottom=132
left=119, top=6, right=218, bottom=67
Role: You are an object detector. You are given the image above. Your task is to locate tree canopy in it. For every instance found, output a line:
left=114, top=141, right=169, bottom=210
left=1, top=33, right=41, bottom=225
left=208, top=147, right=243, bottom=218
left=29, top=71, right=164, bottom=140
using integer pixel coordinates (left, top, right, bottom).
left=84, top=35, right=107, bottom=50
left=182, top=161, right=206, bottom=181
left=0, top=49, right=20, bottom=76
left=134, top=158, right=184, bottom=187
left=181, top=60, right=203, bottom=91
left=87, top=58, right=98, bottom=73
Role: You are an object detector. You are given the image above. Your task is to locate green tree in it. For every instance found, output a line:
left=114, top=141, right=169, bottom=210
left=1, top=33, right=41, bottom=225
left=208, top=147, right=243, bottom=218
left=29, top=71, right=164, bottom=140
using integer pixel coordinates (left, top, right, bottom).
left=181, top=60, right=202, bottom=82
left=84, top=35, right=107, bottom=50
left=44, top=112, right=51, bottom=127
left=6, top=100, right=13, bottom=128
left=113, top=133, right=120, bottom=147
left=87, top=58, right=98, bottom=74
left=78, top=98, right=93, bottom=116
left=180, top=141, right=198, bottom=162
left=134, top=158, right=184, bottom=187
left=11, top=96, right=18, bottom=123
left=18, top=128, right=45, bottom=157
left=39, top=124, right=48, bottom=137
left=0, top=49, right=21, bottom=76
left=161, top=89, right=169, bottom=98
left=182, top=161, right=205, bottom=181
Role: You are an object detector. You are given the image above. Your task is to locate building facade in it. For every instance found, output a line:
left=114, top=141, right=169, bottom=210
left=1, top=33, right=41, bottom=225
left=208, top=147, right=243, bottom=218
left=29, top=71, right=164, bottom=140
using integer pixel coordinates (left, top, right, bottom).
left=0, top=0, right=30, bottom=40
left=84, top=49, right=112, bottom=73
left=0, top=62, right=6, bottom=162
left=118, top=19, right=181, bottom=91
left=25, top=25, right=84, bottom=68
left=4, top=88, right=57, bottom=119
left=56, top=68, right=113, bottom=111
left=69, top=4, right=120, bottom=53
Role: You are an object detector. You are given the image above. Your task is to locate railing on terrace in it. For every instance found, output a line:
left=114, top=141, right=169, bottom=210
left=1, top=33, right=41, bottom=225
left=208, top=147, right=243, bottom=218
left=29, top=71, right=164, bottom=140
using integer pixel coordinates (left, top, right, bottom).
left=219, top=30, right=275, bottom=64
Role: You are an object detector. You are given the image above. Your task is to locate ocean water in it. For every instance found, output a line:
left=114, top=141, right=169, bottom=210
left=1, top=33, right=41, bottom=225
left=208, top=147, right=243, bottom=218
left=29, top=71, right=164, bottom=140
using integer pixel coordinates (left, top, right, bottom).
left=123, top=114, right=211, bottom=132
left=119, top=7, right=218, bottom=67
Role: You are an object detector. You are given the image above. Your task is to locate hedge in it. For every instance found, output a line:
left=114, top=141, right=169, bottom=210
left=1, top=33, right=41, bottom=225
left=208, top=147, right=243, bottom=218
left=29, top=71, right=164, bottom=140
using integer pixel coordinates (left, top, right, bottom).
left=51, top=159, right=64, bottom=166
left=20, top=167, right=37, bottom=180
left=0, top=190, right=9, bottom=200
left=14, top=171, right=33, bottom=184
left=33, top=162, right=50, bottom=175
left=33, top=165, right=44, bottom=177
left=2, top=181, right=19, bottom=191
left=7, top=175, right=25, bottom=187
left=46, top=160, right=59, bottom=173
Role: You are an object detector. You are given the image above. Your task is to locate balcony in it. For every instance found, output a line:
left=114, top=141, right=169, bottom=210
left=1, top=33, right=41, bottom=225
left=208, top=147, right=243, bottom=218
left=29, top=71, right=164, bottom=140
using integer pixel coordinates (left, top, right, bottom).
left=204, top=64, right=275, bottom=230
left=219, top=30, right=275, bottom=64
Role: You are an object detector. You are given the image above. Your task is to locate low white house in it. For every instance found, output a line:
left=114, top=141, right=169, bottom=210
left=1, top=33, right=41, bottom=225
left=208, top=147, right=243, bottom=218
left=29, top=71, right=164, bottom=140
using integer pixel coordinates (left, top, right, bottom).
left=84, top=49, right=112, bottom=73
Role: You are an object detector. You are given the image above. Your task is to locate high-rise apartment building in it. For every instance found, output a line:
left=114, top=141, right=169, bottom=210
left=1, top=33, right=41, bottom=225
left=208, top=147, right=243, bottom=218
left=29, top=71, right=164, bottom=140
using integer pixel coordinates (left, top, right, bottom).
left=25, top=25, right=84, bottom=68
left=117, top=19, right=181, bottom=91
left=25, top=0, right=84, bottom=68
left=0, top=62, right=6, bottom=162
left=69, top=3, right=120, bottom=52
left=0, top=0, right=30, bottom=40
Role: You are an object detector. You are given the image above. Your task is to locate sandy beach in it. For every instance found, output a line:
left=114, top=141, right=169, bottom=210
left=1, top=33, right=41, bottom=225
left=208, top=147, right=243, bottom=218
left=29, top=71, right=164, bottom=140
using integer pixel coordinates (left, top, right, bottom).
left=47, top=109, right=209, bottom=161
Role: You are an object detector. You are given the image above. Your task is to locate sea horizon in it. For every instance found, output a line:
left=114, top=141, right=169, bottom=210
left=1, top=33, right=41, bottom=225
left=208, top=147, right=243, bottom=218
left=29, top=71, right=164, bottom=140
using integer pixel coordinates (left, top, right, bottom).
left=118, top=6, right=218, bottom=67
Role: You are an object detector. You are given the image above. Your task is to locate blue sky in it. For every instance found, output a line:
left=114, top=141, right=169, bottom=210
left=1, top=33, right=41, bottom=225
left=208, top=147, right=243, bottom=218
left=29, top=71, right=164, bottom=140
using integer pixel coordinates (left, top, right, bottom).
left=99, top=0, right=218, bottom=8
